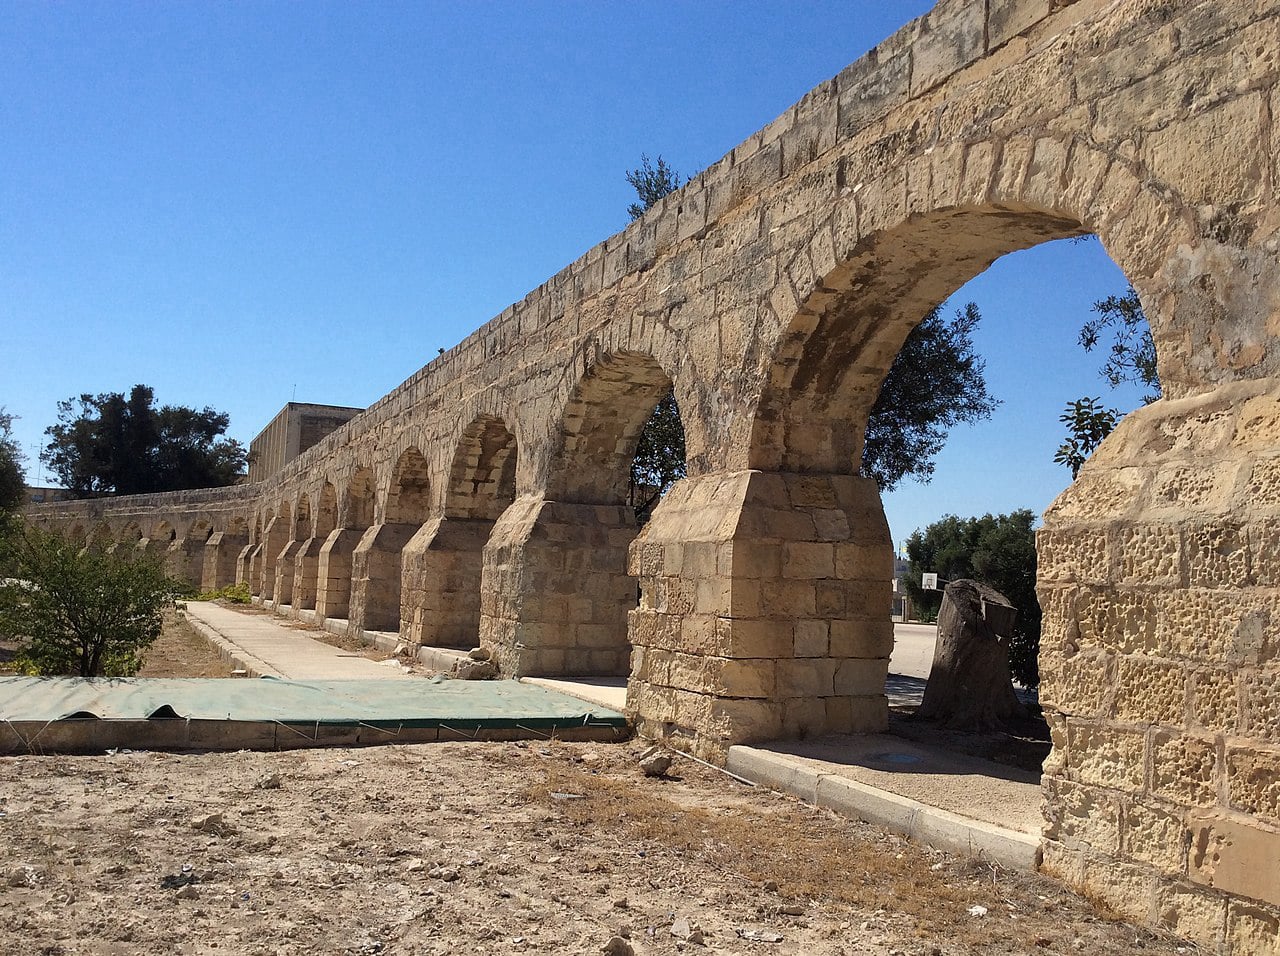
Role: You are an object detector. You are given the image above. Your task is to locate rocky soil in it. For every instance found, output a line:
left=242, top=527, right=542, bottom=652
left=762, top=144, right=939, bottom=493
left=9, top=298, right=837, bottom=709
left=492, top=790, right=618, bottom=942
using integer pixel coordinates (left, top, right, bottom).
left=0, top=740, right=1194, bottom=955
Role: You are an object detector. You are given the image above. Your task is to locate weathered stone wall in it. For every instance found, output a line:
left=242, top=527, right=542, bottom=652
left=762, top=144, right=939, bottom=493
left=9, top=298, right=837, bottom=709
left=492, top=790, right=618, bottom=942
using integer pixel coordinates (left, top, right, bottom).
left=1039, top=381, right=1280, bottom=949
left=24, top=1, right=1280, bottom=947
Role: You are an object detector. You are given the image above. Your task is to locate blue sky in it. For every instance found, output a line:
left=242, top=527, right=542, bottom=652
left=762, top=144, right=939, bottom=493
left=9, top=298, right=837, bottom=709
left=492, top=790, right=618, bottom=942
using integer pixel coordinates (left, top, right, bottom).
left=2, top=2, right=1147, bottom=545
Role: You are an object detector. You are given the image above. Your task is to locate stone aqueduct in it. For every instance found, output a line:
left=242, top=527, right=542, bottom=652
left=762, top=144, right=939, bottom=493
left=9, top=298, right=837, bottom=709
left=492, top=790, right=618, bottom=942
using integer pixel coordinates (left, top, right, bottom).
left=26, top=0, right=1280, bottom=948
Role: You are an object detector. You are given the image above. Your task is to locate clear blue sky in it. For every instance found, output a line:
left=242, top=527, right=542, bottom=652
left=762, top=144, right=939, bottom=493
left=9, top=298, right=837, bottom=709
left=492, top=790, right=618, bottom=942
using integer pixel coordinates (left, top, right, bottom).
left=2, top=2, right=1147, bottom=545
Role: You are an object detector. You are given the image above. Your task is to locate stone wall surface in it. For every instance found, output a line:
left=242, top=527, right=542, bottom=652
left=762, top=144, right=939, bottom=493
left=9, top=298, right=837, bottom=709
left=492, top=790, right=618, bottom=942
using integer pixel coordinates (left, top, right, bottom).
left=25, top=1, right=1280, bottom=948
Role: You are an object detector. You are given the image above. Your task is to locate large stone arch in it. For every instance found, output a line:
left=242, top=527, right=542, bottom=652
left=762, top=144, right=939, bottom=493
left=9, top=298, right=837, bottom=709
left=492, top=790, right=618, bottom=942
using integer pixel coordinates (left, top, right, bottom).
left=403, top=414, right=518, bottom=649
left=271, top=492, right=311, bottom=607
left=481, top=350, right=681, bottom=677
left=258, top=501, right=291, bottom=600
left=350, top=450, right=429, bottom=633
left=205, top=513, right=250, bottom=591
left=316, top=467, right=376, bottom=622
left=292, top=481, right=338, bottom=614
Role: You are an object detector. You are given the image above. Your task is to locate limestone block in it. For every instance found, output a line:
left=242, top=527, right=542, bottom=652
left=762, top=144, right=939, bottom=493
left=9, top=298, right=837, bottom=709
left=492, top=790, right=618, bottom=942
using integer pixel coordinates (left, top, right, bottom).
left=1227, top=746, right=1280, bottom=824
left=1076, top=587, right=1157, bottom=654
left=792, top=619, right=829, bottom=657
left=835, top=44, right=910, bottom=142
left=718, top=618, right=793, bottom=660
left=1184, top=523, right=1250, bottom=590
left=1153, top=881, right=1228, bottom=949
left=1067, top=722, right=1146, bottom=792
left=1157, top=589, right=1273, bottom=665
left=1248, top=519, right=1280, bottom=586
left=987, top=0, right=1051, bottom=50
left=1189, top=669, right=1240, bottom=734
left=1188, top=813, right=1280, bottom=908
left=910, top=0, right=984, bottom=96
left=781, top=696, right=829, bottom=740
left=775, top=658, right=838, bottom=698
left=705, top=697, right=782, bottom=749
left=1118, top=526, right=1182, bottom=588
left=1044, top=470, right=1149, bottom=524
left=1040, top=650, right=1113, bottom=719
left=1150, top=732, right=1220, bottom=808
left=1123, top=801, right=1188, bottom=875
left=1242, top=669, right=1280, bottom=743
left=1042, top=778, right=1121, bottom=856
left=1146, top=93, right=1265, bottom=208
left=828, top=619, right=893, bottom=659
left=1037, top=528, right=1110, bottom=585
left=1227, top=900, right=1280, bottom=956
left=833, top=659, right=885, bottom=697
left=1114, top=657, right=1186, bottom=727
left=1080, top=856, right=1155, bottom=925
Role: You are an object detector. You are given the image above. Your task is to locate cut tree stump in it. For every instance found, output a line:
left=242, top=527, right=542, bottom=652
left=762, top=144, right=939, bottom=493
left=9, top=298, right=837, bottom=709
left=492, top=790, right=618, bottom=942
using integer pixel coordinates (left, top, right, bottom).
left=917, top=578, right=1028, bottom=731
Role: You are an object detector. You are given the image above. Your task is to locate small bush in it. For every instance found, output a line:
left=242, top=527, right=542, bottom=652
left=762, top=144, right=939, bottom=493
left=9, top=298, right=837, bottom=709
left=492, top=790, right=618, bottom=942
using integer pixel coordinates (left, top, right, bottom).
left=0, top=527, right=181, bottom=677
left=195, top=582, right=251, bottom=604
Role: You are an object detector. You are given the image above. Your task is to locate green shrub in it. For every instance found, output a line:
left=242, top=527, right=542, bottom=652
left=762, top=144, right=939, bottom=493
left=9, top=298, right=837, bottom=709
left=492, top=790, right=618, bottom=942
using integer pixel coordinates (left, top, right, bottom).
left=195, top=582, right=251, bottom=604
left=0, top=526, right=180, bottom=677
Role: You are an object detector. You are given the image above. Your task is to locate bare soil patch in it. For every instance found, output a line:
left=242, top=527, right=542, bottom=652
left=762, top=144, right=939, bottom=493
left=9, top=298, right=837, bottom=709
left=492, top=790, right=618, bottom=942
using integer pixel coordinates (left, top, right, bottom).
left=138, top=611, right=235, bottom=678
left=0, top=740, right=1191, bottom=955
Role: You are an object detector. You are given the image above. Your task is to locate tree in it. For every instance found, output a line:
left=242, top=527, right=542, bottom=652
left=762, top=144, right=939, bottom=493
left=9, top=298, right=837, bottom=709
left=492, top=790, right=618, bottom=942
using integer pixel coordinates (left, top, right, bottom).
left=863, top=302, right=999, bottom=492
left=0, top=409, right=25, bottom=522
left=626, top=154, right=683, bottom=221
left=1055, top=286, right=1159, bottom=477
left=42, top=385, right=247, bottom=497
left=0, top=526, right=179, bottom=677
left=623, top=156, right=998, bottom=510
left=630, top=390, right=685, bottom=523
left=903, top=510, right=1040, bottom=689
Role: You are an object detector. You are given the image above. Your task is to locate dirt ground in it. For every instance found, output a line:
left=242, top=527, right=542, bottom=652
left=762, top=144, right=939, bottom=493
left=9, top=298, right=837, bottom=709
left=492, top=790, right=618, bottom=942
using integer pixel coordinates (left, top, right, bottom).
left=0, top=740, right=1195, bottom=956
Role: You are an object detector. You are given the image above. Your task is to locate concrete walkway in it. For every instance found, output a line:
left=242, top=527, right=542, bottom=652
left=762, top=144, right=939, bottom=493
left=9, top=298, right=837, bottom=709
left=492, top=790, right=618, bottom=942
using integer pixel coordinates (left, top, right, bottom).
left=727, top=735, right=1044, bottom=869
left=182, top=602, right=413, bottom=680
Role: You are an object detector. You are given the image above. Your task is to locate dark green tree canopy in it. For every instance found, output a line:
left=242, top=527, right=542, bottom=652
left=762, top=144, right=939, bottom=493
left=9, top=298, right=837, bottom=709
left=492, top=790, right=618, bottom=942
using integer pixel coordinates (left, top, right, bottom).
left=42, top=385, right=247, bottom=497
left=863, top=302, right=999, bottom=492
left=0, top=409, right=25, bottom=520
left=903, top=510, right=1041, bottom=690
left=630, top=390, right=685, bottom=523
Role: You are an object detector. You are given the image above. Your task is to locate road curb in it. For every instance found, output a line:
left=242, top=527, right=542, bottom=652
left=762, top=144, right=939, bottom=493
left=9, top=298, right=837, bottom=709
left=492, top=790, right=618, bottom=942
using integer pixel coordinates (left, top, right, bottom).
left=725, top=745, right=1042, bottom=871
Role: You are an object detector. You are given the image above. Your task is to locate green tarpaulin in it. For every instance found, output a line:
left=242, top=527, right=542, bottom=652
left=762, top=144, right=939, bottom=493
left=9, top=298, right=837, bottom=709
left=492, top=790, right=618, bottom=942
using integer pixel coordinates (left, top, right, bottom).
left=0, top=676, right=626, bottom=730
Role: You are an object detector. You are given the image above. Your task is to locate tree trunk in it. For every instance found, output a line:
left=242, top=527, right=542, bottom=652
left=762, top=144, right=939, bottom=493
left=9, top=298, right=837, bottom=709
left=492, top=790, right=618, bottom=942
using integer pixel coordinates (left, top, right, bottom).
left=917, top=579, right=1028, bottom=730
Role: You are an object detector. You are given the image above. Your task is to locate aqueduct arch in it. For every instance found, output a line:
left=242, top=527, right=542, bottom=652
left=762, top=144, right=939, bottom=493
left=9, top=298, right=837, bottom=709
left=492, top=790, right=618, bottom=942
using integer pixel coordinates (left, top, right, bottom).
left=25, top=2, right=1280, bottom=946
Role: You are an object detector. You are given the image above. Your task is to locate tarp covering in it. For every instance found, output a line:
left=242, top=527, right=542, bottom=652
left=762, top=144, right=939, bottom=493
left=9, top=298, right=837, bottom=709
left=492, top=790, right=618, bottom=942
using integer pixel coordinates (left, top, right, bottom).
left=0, top=676, right=626, bottom=730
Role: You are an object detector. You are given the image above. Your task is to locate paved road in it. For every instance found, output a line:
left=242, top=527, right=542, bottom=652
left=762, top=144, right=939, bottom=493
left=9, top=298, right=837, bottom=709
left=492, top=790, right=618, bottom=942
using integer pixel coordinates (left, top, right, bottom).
left=889, top=622, right=937, bottom=680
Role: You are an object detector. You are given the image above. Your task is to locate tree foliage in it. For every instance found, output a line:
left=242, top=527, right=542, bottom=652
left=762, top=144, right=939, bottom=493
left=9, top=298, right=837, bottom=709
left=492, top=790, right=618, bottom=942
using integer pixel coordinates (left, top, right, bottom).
left=0, top=409, right=25, bottom=522
left=1054, top=397, right=1120, bottom=480
left=1056, top=286, right=1159, bottom=478
left=42, top=385, right=247, bottom=497
left=1079, top=287, right=1159, bottom=401
left=630, top=390, right=685, bottom=523
left=0, top=527, right=179, bottom=677
left=903, top=510, right=1040, bottom=689
left=863, top=302, right=999, bottom=492
left=625, top=154, right=683, bottom=221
